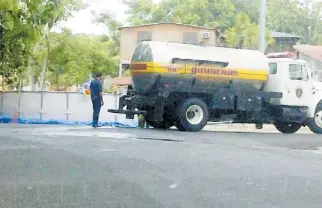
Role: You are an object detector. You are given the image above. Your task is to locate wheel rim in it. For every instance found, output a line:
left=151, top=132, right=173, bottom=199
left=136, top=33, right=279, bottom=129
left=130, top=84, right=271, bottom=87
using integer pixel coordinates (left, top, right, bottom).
left=186, top=105, right=204, bottom=125
left=314, top=110, right=322, bottom=128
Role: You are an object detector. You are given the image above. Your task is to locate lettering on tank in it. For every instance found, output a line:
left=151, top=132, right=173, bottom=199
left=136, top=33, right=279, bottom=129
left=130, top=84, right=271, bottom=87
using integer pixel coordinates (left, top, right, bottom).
left=165, top=64, right=182, bottom=72
left=191, top=67, right=238, bottom=76
left=168, top=67, right=177, bottom=72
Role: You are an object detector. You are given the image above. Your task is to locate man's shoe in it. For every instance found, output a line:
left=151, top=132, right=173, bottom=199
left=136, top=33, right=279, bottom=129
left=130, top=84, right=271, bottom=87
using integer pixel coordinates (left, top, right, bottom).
left=92, top=124, right=102, bottom=128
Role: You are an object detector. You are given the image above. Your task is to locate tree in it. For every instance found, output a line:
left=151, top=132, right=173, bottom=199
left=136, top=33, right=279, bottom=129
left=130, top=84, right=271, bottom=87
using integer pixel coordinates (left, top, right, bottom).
left=122, top=0, right=322, bottom=46
left=0, top=0, right=86, bottom=90
left=0, top=2, right=39, bottom=89
left=123, top=0, right=236, bottom=30
left=234, top=0, right=322, bottom=45
left=93, top=11, right=123, bottom=77
left=225, top=13, right=274, bottom=49
left=32, top=30, right=114, bottom=89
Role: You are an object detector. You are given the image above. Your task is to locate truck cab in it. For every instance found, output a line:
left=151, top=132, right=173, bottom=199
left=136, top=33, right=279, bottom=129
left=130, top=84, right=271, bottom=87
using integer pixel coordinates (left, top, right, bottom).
left=265, top=53, right=322, bottom=134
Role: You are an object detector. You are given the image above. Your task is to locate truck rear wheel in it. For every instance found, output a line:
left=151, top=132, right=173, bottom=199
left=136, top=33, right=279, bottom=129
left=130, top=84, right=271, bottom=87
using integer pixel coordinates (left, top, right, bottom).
left=274, top=122, right=301, bottom=134
left=175, top=98, right=209, bottom=132
left=308, top=102, right=322, bottom=134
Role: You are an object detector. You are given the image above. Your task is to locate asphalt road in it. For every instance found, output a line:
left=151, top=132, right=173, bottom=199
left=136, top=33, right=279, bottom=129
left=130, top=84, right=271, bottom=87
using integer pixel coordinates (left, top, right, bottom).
left=1, top=124, right=322, bottom=208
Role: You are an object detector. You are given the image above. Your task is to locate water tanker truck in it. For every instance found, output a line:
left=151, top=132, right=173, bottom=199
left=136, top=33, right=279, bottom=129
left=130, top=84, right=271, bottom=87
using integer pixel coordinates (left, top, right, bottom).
left=108, top=41, right=322, bottom=134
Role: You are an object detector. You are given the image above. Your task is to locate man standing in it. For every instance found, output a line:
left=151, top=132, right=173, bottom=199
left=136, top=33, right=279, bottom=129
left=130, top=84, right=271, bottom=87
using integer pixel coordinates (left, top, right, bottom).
left=90, top=72, right=104, bottom=128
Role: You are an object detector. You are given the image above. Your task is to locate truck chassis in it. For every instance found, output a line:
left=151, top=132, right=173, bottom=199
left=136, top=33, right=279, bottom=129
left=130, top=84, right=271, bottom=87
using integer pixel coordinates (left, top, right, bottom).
left=108, top=82, right=309, bottom=134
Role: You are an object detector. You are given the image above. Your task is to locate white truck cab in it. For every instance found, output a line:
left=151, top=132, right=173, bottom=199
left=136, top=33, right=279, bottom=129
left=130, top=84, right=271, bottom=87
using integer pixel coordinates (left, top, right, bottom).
left=265, top=53, right=322, bottom=134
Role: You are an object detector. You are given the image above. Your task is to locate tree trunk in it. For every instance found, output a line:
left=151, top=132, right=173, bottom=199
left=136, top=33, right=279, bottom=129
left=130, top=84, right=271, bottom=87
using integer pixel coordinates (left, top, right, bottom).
left=27, top=57, right=35, bottom=91
left=56, top=71, right=59, bottom=91
left=40, top=31, right=50, bottom=91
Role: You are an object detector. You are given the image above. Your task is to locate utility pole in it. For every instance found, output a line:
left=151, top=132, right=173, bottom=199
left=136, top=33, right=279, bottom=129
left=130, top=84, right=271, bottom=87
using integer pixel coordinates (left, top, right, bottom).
left=259, top=0, right=266, bottom=53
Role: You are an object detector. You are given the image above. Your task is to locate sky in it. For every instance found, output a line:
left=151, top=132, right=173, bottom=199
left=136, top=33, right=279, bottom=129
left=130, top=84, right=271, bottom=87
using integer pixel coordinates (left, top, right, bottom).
left=54, top=0, right=161, bottom=35
left=53, top=0, right=126, bottom=35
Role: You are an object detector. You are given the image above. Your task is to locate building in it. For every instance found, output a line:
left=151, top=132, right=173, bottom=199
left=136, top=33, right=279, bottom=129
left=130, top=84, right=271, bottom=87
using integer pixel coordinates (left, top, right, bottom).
left=111, top=76, right=132, bottom=94
left=119, top=22, right=222, bottom=75
left=294, top=44, right=322, bottom=72
left=265, top=31, right=301, bottom=53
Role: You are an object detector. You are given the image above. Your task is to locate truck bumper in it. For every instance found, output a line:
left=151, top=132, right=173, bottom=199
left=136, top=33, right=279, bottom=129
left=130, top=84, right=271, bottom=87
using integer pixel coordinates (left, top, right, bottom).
left=107, top=94, right=147, bottom=119
left=108, top=94, right=165, bottom=121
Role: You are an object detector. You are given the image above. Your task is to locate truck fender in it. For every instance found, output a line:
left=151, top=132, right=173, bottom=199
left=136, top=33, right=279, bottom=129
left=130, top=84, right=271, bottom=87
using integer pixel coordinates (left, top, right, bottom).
left=307, top=91, right=322, bottom=118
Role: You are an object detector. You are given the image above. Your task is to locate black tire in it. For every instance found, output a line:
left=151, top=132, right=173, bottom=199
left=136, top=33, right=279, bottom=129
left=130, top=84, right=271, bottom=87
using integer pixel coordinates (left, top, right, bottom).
left=307, top=101, right=322, bottom=134
left=146, top=120, right=173, bottom=130
left=175, top=98, right=209, bottom=132
left=274, top=122, right=301, bottom=134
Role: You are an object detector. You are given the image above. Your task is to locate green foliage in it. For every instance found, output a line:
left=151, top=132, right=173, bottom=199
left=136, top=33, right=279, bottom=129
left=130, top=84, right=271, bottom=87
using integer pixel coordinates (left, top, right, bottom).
left=93, top=11, right=122, bottom=76
left=32, top=30, right=114, bottom=88
left=225, top=13, right=274, bottom=49
left=0, top=0, right=85, bottom=89
left=120, top=0, right=322, bottom=46
left=123, top=0, right=236, bottom=30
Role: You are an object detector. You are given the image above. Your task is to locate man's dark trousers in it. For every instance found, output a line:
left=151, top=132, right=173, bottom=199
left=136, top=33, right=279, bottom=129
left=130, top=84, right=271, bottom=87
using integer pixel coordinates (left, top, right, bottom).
left=92, top=99, right=101, bottom=126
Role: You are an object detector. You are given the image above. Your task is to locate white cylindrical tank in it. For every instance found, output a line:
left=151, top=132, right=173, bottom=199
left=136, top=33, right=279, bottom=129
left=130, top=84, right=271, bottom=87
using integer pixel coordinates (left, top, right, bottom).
left=130, top=41, right=269, bottom=95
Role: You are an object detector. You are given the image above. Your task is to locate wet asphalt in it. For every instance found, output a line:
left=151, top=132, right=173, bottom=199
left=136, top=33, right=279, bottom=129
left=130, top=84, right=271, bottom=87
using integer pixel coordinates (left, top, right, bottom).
left=1, top=124, right=322, bottom=208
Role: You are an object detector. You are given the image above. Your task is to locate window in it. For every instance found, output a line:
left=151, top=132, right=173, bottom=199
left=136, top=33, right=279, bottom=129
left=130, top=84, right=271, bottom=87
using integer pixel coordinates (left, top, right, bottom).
left=289, top=64, right=309, bottom=81
left=269, top=63, right=277, bottom=74
left=183, top=32, right=198, bottom=45
left=312, top=71, right=322, bottom=82
left=172, top=58, right=196, bottom=68
left=137, top=31, right=152, bottom=43
left=197, top=60, right=229, bottom=68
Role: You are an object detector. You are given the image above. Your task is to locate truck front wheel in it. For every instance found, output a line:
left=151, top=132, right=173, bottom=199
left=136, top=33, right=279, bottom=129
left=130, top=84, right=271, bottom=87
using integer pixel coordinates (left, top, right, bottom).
left=308, top=102, right=322, bottom=134
left=175, top=98, right=209, bottom=132
left=274, top=122, right=301, bottom=134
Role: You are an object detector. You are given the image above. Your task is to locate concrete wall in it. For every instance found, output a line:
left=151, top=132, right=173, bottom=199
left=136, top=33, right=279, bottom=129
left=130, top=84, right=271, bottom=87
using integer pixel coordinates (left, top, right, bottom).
left=0, top=92, right=138, bottom=125
left=120, top=23, right=218, bottom=62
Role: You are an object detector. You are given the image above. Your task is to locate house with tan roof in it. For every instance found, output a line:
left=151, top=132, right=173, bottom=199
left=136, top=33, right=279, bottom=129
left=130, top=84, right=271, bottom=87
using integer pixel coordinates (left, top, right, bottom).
left=294, top=44, right=322, bottom=71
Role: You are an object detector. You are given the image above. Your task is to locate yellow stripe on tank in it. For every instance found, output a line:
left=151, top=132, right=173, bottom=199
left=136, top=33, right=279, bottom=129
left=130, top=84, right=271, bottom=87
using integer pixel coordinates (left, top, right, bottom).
left=131, top=62, right=269, bottom=81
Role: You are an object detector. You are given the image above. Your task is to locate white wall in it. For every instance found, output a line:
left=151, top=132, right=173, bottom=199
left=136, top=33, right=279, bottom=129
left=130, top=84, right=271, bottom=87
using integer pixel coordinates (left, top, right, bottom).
left=0, top=92, right=138, bottom=126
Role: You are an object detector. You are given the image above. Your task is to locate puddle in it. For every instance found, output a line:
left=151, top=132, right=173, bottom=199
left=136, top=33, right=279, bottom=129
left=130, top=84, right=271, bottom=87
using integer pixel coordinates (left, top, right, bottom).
left=309, top=147, right=322, bottom=155
left=15, top=128, right=185, bottom=143
left=29, top=131, right=133, bottom=139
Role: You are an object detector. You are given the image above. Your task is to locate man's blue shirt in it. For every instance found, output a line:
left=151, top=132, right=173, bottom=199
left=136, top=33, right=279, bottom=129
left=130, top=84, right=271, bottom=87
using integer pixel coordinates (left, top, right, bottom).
left=90, top=79, right=102, bottom=101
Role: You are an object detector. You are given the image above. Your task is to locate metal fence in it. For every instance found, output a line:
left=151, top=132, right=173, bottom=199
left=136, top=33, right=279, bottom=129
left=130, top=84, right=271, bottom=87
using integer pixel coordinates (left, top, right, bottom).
left=0, top=92, right=137, bottom=126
